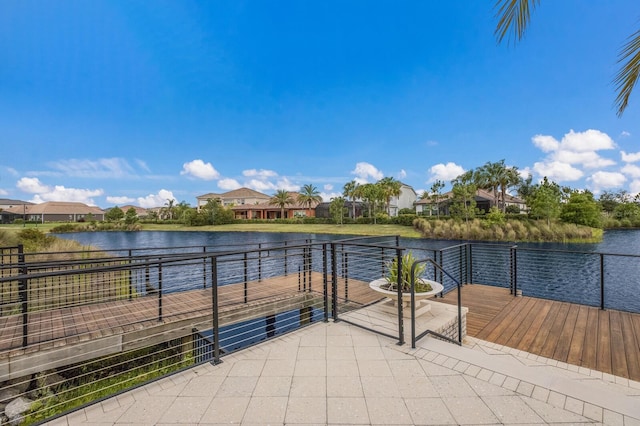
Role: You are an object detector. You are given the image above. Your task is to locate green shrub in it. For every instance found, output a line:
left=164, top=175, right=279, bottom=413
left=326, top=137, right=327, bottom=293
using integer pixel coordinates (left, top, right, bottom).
left=50, top=223, right=79, bottom=233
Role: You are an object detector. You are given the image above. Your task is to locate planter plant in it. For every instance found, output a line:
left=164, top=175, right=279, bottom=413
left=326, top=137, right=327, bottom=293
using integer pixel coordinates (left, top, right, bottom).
left=381, top=251, right=433, bottom=293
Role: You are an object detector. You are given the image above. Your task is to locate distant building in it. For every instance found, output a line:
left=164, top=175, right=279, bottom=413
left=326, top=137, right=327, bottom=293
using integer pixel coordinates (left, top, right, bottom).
left=414, top=189, right=526, bottom=216
left=388, top=184, right=417, bottom=216
left=115, top=205, right=148, bottom=218
left=0, top=199, right=34, bottom=223
left=231, top=191, right=320, bottom=219
left=196, top=188, right=271, bottom=211
left=315, top=201, right=365, bottom=219
left=4, top=201, right=105, bottom=223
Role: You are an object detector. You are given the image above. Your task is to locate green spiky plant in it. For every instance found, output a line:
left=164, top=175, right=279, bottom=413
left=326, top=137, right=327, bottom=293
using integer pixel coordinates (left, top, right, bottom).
left=383, top=251, right=432, bottom=293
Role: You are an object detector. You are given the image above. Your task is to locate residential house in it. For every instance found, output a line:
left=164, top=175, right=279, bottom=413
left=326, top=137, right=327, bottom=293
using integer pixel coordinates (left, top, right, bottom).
left=4, top=201, right=105, bottom=223
left=118, top=205, right=148, bottom=218
left=0, top=199, right=34, bottom=224
left=415, top=188, right=526, bottom=216
left=388, top=184, right=417, bottom=216
left=315, top=201, right=365, bottom=219
left=231, top=191, right=321, bottom=220
left=196, top=188, right=271, bottom=211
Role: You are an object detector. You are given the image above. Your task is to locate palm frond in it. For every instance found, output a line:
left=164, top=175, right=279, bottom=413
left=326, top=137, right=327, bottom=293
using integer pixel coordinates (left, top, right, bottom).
left=613, top=29, right=640, bottom=116
left=494, top=0, right=540, bottom=45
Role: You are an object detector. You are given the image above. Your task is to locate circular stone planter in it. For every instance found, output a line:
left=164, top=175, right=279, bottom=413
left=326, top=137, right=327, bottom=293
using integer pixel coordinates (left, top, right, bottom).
left=369, top=278, right=444, bottom=313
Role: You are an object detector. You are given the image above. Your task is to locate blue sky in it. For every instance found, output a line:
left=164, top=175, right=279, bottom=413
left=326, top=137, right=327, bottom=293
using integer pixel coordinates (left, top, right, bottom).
left=1, top=1, right=639, bottom=208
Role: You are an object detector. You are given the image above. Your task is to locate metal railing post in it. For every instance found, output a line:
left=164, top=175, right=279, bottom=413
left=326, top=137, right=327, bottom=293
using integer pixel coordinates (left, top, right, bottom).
left=18, top=244, right=28, bottom=347
left=284, top=241, right=288, bottom=276
left=331, top=243, right=338, bottom=321
left=344, top=251, right=349, bottom=301
left=158, top=261, right=163, bottom=321
left=203, top=246, right=207, bottom=289
left=396, top=247, right=404, bottom=345
left=243, top=252, right=248, bottom=303
left=600, top=253, right=605, bottom=310
left=128, top=249, right=133, bottom=299
left=323, top=243, right=329, bottom=322
left=258, top=243, right=262, bottom=282
left=211, top=257, right=222, bottom=364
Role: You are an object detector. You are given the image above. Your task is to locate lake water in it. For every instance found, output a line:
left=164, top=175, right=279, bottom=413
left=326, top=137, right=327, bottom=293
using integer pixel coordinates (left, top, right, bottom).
left=55, top=229, right=640, bottom=312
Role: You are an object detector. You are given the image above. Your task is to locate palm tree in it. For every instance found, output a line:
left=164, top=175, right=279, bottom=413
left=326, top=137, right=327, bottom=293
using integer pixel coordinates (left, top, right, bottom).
left=357, top=183, right=384, bottom=224
left=474, top=161, right=504, bottom=210
left=498, top=166, right=522, bottom=213
left=377, top=177, right=402, bottom=215
left=269, top=189, right=294, bottom=219
left=297, top=184, right=323, bottom=217
left=429, top=180, right=445, bottom=218
left=494, top=0, right=639, bottom=116
left=343, top=180, right=359, bottom=219
left=164, top=199, right=175, bottom=220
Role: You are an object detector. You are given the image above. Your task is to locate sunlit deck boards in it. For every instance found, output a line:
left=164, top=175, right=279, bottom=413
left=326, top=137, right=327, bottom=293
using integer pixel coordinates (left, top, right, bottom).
left=0, top=272, right=375, bottom=356
left=438, top=284, right=640, bottom=382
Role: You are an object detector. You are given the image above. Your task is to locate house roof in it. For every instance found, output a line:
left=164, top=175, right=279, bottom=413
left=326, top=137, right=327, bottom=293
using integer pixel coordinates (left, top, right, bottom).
left=413, top=189, right=525, bottom=205
left=5, top=201, right=104, bottom=215
left=116, top=205, right=148, bottom=215
left=231, top=192, right=319, bottom=210
left=0, top=199, right=34, bottom=207
left=197, top=187, right=270, bottom=201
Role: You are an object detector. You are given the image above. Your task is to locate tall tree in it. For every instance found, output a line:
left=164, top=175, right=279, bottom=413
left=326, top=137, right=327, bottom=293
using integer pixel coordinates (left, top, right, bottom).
left=528, top=177, right=562, bottom=225
left=560, top=190, right=602, bottom=228
left=474, top=161, right=504, bottom=209
left=494, top=0, right=640, bottom=116
left=343, top=180, right=359, bottom=219
left=297, top=184, right=323, bottom=217
left=450, top=171, right=478, bottom=225
left=357, top=183, right=384, bottom=224
left=164, top=199, right=175, bottom=220
left=377, top=177, right=402, bottom=215
left=498, top=165, right=522, bottom=213
left=429, top=180, right=445, bottom=218
left=329, top=196, right=346, bottom=225
left=269, top=190, right=294, bottom=219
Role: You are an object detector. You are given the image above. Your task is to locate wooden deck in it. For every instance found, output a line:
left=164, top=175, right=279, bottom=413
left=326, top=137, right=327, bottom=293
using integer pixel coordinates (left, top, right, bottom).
left=3, top=274, right=640, bottom=383
left=438, top=284, right=640, bottom=382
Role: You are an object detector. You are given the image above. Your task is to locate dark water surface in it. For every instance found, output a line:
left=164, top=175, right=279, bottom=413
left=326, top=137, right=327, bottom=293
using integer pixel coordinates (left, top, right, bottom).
left=55, top=230, right=640, bottom=312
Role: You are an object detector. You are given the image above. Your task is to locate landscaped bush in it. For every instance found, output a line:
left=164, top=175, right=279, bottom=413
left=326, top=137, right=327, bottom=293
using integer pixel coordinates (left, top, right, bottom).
left=50, top=223, right=79, bottom=233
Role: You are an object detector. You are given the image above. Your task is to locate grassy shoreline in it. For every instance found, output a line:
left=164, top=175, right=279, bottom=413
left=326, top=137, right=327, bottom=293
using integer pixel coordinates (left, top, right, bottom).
left=2, top=221, right=604, bottom=244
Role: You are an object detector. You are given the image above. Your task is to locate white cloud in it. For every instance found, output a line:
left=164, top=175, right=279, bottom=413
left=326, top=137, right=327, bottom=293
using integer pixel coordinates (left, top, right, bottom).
left=319, top=192, right=338, bottom=201
left=243, top=169, right=278, bottom=179
left=218, top=178, right=242, bottom=190
left=530, top=129, right=619, bottom=184
left=532, top=161, right=583, bottom=181
left=48, top=157, right=136, bottom=178
left=428, top=162, right=465, bottom=182
left=6, top=167, right=19, bottom=176
left=246, top=178, right=275, bottom=192
left=0, top=188, right=8, bottom=196
left=621, top=151, right=640, bottom=163
left=137, top=189, right=176, bottom=208
left=587, top=171, right=626, bottom=193
left=180, top=159, right=220, bottom=180
left=17, top=177, right=104, bottom=205
left=621, top=164, right=640, bottom=178
left=324, top=184, right=333, bottom=191
left=275, top=178, right=300, bottom=192
left=532, top=135, right=559, bottom=152
left=620, top=131, right=631, bottom=138
left=136, top=159, right=151, bottom=172
left=106, top=196, right=135, bottom=205
left=17, top=177, right=51, bottom=193
left=397, top=169, right=407, bottom=179
left=32, top=186, right=103, bottom=206
left=561, top=129, right=615, bottom=152
left=552, top=150, right=615, bottom=169
left=630, top=180, right=640, bottom=196
left=351, top=162, right=383, bottom=184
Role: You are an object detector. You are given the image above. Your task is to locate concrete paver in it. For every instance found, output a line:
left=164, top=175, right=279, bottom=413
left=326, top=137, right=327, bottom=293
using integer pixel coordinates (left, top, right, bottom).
left=46, top=320, right=640, bottom=425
